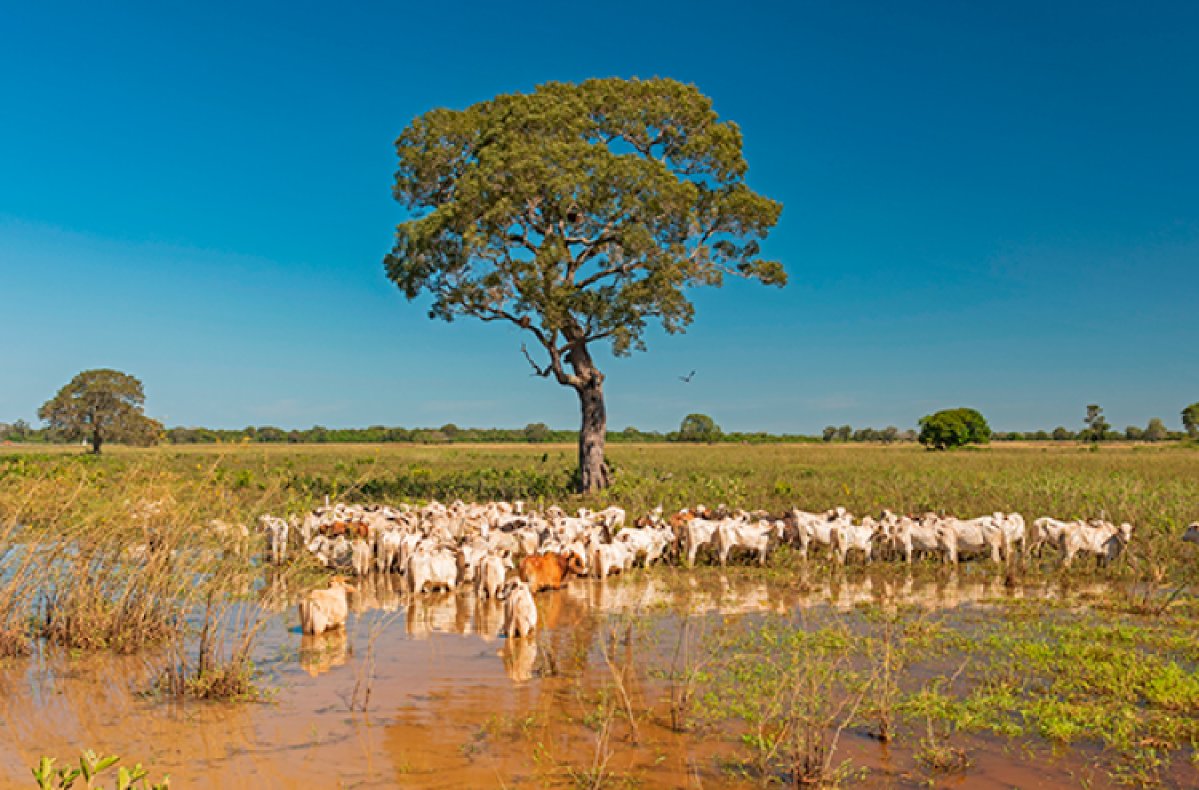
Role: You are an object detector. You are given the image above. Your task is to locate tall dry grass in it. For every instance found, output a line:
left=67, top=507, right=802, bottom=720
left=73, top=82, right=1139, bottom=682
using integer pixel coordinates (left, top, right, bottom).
left=0, top=451, right=315, bottom=689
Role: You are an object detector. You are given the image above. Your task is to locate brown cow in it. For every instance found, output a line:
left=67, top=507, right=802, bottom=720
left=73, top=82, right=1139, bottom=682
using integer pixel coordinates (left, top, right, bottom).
left=669, top=508, right=696, bottom=531
left=519, top=551, right=586, bottom=592
left=324, top=521, right=370, bottom=539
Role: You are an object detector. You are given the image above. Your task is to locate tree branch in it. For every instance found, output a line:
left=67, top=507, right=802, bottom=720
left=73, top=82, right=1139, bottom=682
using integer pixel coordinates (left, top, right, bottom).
left=576, top=260, right=644, bottom=290
left=520, top=344, right=552, bottom=377
left=477, top=307, right=581, bottom=389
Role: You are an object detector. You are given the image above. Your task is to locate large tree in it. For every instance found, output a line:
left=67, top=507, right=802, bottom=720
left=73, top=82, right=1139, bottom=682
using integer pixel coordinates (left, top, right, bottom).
left=384, top=78, right=784, bottom=492
left=38, top=369, right=161, bottom=454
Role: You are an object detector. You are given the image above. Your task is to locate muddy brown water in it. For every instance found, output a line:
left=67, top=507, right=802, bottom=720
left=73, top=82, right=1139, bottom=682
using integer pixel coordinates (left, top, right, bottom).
left=0, top=572, right=1181, bottom=788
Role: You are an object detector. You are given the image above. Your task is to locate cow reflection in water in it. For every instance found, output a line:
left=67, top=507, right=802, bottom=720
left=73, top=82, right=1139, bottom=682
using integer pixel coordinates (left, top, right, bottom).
left=350, top=573, right=402, bottom=614
left=301, top=567, right=1080, bottom=687
left=500, top=637, right=539, bottom=683
left=300, top=629, right=348, bottom=677
left=406, top=591, right=473, bottom=639
left=572, top=576, right=671, bottom=613
left=474, top=598, right=504, bottom=642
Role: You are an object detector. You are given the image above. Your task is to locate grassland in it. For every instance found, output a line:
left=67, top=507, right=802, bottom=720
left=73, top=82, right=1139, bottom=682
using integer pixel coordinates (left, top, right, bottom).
left=2, top=442, right=1198, bottom=787
left=7, top=439, right=1198, bottom=524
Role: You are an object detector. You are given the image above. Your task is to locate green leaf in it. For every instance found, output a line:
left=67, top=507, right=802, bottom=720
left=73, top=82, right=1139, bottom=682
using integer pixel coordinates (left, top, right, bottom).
left=31, top=757, right=55, bottom=790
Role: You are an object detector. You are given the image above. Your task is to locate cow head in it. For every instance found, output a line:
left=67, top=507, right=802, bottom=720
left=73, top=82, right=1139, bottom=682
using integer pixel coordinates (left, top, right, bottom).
left=497, top=578, right=526, bottom=600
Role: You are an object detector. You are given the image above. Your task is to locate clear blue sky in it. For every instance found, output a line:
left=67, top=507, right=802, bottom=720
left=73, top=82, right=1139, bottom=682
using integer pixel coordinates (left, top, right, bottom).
left=2, top=1, right=1196, bottom=433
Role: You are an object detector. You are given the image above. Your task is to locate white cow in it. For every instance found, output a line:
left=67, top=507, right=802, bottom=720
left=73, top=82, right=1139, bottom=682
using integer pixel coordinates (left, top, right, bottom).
left=615, top=525, right=673, bottom=567
left=499, top=578, right=537, bottom=638
left=831, top=518, right=877, bottom=565
left=351, top=538, right=373, bottom=576
left=307, top=534, right=352, bottom=569
left=991, top=512, right=1027, bottom=559
left=299, top=578, right=355, bottom=636
left=592, top=541, right=635, bottom=579
left=936, top=516, right=1006, bottom=565
left=259, top=515, right=289, bottom=564
left=1059, top=521, right=1133, bottom=568
left=581, top=506, right=626, bottom=531
left=1031, top=517, right=1085, bottom=556
left=717, top=519, right=783, bottom=566
left=407, top=545, right=460, bottom=594
left=456, top=538, right=490, bottom=583
left=376, top=529, right=404, bottom=573
left=788, top=509, right=847, bottom=560
left=880, top=512, right=942, bottom=564
left=476, top=553, right=510, bottom=600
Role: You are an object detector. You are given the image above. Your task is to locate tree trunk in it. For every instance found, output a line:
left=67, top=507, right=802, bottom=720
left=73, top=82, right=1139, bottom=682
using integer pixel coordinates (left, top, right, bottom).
left=575, top=371, right=611, bottom=494
left=90, top=429, right=103, bottom=455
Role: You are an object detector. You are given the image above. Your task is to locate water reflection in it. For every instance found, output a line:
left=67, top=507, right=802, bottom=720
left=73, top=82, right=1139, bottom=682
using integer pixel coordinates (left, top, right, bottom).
left=406, top=592, right=473, bottom=639
left=350, top=572, right=403, bottom=613
left=262, top=569, right=1110, bottom=646
left=474, top=598, right=504, bottom=643
left=499, top=637, right=539, bottom=683
left=299, top=629, right=348, bottom=677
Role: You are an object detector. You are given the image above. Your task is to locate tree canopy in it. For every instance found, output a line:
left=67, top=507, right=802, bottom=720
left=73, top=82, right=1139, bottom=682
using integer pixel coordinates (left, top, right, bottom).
left=1183, top=402, right=1199, bottom=439
left=1143, top=417, right=1169, bottom=442
left=384, top=78, right=784, bottom=491
left=918, top=408, right=991, bottom=450
left=1082, top=403, right=1110, bottom=442
left=37, top=369, right=161, bottom=453
left=678, top=413, right=722, bottom=442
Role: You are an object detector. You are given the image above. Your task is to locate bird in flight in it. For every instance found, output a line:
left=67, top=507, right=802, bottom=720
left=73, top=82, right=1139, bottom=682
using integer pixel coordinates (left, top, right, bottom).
left=679, top=370, right=696, bottom=383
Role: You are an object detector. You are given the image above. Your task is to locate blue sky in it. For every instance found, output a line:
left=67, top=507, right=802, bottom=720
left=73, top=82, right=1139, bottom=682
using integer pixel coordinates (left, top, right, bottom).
left=2, top=1, right=1196, bottom=433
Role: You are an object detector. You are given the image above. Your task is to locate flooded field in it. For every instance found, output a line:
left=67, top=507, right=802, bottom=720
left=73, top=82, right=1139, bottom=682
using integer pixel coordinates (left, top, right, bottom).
left=3, top=445, right=1198, bottom=787
left=3, top=568, right=1195, bottom=788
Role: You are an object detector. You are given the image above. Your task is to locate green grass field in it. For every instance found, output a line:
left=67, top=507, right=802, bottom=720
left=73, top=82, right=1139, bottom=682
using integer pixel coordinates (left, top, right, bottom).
left=7, top=440, right=1195, bottom=562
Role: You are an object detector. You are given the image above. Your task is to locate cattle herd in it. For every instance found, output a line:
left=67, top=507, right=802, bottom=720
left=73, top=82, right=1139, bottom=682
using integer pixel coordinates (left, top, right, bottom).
left=257, top=500, right=1199, bottom=641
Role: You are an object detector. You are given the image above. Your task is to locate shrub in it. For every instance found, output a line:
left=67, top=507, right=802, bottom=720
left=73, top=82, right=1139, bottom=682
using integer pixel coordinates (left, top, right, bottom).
left=918, top=408, right=991, bottom=450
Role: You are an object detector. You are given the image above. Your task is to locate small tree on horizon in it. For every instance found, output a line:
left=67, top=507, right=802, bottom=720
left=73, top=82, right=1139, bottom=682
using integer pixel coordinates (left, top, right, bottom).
left=1143, top=417, right=1169, bottom=442
left=37, top=369, right=161, bottom=454
left=1082, top=403, right=1110, bottom=443
left=678, top=413, right=722, bottom=442
left=917, top=407, right=991, bottom=450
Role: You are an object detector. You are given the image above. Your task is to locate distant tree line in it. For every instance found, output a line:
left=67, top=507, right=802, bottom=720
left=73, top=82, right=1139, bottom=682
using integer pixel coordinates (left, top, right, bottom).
left=3, top=416, right=1195, bottom=447
left=5, top=378, right=1198, bottom=449
left=821, top=425, right=917, bottom=443
left=0, top=421, right=823, bottom=446
left=991, top=403, right=1190, bottom=442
